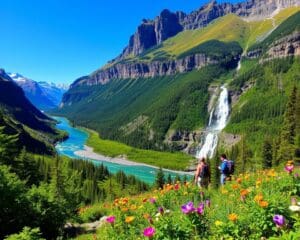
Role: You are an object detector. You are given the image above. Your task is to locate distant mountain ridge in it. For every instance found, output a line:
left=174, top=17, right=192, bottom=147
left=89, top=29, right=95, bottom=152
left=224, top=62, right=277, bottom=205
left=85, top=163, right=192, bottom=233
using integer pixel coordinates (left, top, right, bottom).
left=8, top=73, right=68, bottom=110
left=0, top=69, right=63, bottom=154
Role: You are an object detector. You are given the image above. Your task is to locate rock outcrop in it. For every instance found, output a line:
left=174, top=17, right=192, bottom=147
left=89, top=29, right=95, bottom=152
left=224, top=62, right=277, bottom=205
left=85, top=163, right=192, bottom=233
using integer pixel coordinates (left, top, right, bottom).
left=266, top=31, right=300, bottom=59
left=71, top=54, right=219, bottom=87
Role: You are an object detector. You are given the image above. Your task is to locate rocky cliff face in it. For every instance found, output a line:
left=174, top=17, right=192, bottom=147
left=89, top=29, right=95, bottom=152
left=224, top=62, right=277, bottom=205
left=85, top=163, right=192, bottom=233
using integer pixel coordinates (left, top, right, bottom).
left=265, top=31, right=300, bottom=59
left=117, top=0, right=300, bottom=60
left=71, top=54, right=218, bottom=87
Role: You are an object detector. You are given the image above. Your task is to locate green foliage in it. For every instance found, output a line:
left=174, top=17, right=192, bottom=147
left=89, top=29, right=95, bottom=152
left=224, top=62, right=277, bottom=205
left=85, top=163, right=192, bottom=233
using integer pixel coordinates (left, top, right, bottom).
left=226, top=57, right=300, bottom=166
left=5, top=227, right=45, bottom=240
left=177, top=40, right=242, bottom=63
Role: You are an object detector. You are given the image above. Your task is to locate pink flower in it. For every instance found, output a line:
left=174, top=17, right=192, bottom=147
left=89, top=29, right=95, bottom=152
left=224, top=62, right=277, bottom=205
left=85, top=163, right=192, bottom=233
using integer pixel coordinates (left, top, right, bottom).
left=285, top=165, right=294, bottom=174
left=106, top=216, right=115, bottom=224
left=143, top=227, right=155, bottom=238
left=149, top=198, right=156, bottom=204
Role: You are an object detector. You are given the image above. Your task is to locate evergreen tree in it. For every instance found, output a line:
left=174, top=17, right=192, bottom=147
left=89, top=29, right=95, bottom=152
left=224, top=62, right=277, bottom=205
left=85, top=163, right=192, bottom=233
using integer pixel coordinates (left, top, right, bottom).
left=155, top=167, right=165, bottom=189
left=167, top=174, right=172, bottom=184
left=210, top=150, right=220, bottom=188
left=278, top=86, right=297, bottom=162
left=262, top=138, right=273, bottom=169
left=0, top=127, right=18, bottom=165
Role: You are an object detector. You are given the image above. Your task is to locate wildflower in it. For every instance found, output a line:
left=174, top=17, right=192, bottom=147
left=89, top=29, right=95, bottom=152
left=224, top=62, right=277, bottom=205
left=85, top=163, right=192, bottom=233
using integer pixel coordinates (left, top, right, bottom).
left=143, top=213, right=151, bottom=220
left=106, top=216, right=116, bottom=224
left=285, top=165, right=294, bottom=174
left=205, top=199, right=211, bottom=208
left=181, top=201, right=195, bottom=214
left=273, top=215, right=285, bottom=227
left=240, top=189, right=249, bottom=197
left=174, top=183, right=180, bottom=190
left=259, top=200, right=269, bottom=208
left=143, top=227, right=155, bottom=238
left=215, top=220, right=223, bottom=226
left=236, top=178, right=242, bottom=184
left=254, top=194, right=263, bottom=203
left=149, top=198, right=156, bottom=204
left=228, top=213, right=238, bottom=222
left=125, top=216, right=135, bottom=224
left=289, top=205, right=300, bottom=212
left=158, top=207, right=164, bottom=215
left=232, top=184, right=240, bottom=190
left=197, top=203, right=205, bottom=215
left=294, top=173, right=299, bottom=178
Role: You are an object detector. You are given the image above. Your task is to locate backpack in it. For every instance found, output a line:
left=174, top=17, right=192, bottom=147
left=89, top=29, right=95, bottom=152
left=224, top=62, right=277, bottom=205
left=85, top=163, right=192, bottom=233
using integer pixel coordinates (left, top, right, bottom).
left=226, top=160, right=235, bottom=175
left=200, top=164, right=210, bottom=178
left=222, top=160, right=235, bottom=175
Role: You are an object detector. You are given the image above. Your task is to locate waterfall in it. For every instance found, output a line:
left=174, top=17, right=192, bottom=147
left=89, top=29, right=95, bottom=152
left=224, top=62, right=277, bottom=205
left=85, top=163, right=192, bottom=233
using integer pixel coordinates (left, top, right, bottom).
left=196, top=86, right=230, bottom=159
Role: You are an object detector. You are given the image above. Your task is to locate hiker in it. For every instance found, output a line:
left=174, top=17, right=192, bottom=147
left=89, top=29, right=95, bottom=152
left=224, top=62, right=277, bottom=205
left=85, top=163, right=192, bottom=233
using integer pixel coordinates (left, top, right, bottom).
left=194, top=158, right=211, bottom=188
left=219, top=154, right=234, bottom=185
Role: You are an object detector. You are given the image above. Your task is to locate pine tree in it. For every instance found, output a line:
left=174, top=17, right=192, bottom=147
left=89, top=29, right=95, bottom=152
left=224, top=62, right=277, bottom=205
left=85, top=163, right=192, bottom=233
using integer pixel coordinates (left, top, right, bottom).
left=279, top=86, right=297, bottom=162
left=155, top=167, right=165, bottom=189
left=0, top=127, right=18, bottom=166
left=262, top=138, right=273, bottom=169
left=210, top=150, right=220, bottom=188
left=167, top=174, right=172, bottom=184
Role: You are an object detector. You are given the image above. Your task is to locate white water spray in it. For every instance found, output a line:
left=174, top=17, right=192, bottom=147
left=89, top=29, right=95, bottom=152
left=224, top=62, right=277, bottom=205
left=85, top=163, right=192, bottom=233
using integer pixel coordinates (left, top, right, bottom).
left=196, top=86, right=230, bottom=159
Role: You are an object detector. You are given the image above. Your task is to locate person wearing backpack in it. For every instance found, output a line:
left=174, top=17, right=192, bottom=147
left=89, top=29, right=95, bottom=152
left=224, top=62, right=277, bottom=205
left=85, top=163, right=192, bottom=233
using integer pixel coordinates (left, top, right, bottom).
left=194, top=158, right=211, bottom=188
left=219, top=154, right=231, bottom=185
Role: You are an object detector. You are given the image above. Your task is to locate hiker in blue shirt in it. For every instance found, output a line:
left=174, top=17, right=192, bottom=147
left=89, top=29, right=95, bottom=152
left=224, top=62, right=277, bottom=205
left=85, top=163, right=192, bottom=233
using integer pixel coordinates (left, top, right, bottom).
left=219, top=154, right=229, bottom=185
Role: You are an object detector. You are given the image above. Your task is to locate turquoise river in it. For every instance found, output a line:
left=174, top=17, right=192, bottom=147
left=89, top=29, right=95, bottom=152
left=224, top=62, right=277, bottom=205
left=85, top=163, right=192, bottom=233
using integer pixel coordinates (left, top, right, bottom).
left=54, top=117, right=192, bottom=184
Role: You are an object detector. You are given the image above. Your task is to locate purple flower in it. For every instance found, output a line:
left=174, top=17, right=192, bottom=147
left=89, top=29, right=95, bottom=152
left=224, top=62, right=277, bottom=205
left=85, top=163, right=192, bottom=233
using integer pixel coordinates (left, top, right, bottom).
left=273, top=214, right=285, bottom=227
left=294, top=173, right=299, bottom=178
left=149, top=198, right=156, bottom=204
left=197, top=203, right=205, bottom=215
left=181, top=201, right=195, bottom=214
left=143, top=227, right=155, bottom=238
left=158, top=206, right=164, bottom=214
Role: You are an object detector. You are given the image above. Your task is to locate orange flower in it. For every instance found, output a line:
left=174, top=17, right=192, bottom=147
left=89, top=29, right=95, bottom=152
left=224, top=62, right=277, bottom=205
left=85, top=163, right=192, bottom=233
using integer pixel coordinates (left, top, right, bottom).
left=232, top=184, right=240, bottom=190
left=125, top=216, right=135, bottom=224
left=236, top=178, right=242, bottom=184
left=259, top=200, right=269, bottom=208
left=228, top=213, right=238, bottom=222
left=143, top=213, right=151, bottom=220
left=240, top=189, right=249, bottom=197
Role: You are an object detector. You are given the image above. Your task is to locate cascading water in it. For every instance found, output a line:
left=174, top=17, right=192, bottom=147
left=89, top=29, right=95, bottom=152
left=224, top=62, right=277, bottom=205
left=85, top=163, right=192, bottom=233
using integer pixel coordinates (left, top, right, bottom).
left=196, top=86, right=230, bottom=159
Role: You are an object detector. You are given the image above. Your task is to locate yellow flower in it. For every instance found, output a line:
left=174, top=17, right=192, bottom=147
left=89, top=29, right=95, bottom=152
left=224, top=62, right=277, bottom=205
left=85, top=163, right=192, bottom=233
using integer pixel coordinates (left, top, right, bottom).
left=130, top=205, right=137, bottom=211
left=228, top=213, right=238, bottom=222
left=221, top=189, right=228, bottom=194
left=215, top=220, right=223, bottom=226
left=125, top=216, right=135, bottom=224
left=254, top=194, right=263, bottom=203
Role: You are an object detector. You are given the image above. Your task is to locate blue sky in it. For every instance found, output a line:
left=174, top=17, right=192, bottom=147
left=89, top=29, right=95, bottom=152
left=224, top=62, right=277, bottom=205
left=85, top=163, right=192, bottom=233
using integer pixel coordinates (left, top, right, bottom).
left=1, top=0, right=237, bottom=84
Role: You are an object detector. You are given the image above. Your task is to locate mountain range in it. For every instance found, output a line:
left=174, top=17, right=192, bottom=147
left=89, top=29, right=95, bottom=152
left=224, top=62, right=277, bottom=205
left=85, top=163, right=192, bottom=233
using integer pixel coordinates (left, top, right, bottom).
left=8, top=73, right=68, bottom=111
left=0, top=69, right=65, bottom=154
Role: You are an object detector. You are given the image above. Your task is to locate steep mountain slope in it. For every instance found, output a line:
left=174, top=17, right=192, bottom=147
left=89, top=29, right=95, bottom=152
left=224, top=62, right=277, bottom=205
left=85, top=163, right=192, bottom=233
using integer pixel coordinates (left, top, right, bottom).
left=9, top=73, right=67, bottom=110
left=116, top=0, right=300, bottom=61
left=57, top=4, right=300, bottom=156
left=0, top=69, right=64, bottom=154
